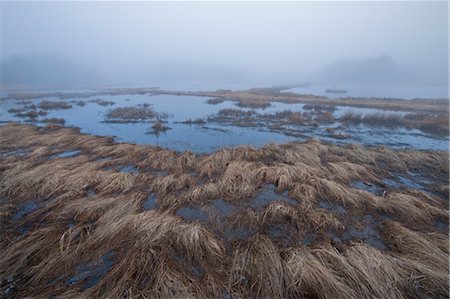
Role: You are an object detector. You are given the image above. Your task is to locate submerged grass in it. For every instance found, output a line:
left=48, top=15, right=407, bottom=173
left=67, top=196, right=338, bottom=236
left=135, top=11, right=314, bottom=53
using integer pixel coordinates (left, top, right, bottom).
left=38, top=100, right=73, bottom=110
left=0, top=123, right=448, bottom=298
left=104, top=104, right=167, bottom=123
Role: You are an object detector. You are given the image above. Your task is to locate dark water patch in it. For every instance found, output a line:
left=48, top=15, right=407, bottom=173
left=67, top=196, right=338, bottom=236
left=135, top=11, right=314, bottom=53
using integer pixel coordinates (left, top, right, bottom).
left=340, top=215, right=386, bottom=250
left=143, top=193, right=157, bottom=210
left=0, top=148, right=28, bottom=157
left=265, top=223, right=296, bottom=247
left=49, top=150, right=82, bottom=159
left=85, top=187, right=96, bottom=198
left=398, top=175, right=425, bottom=190
left=224, top=225, right=255, bottom=241
left=383, top=178, right=400, bottom=189
left=96, top=157, right=113, bottom=162
left=10, top=201, right=42, bottom=234
left=210, top=199, right=234, bottom=216
left=153, top=170, right=168, bottom=176
left=65, top=251, right=115, bottom=289
left=351, top=181, right=385, bottom=195
left=250, top=184, right=297, bottom=210
left=0, top=276, right=17, bottom=298
left=434, top=219, right=448, bottom=233
left=302, top=233, right=315, bottom=246
left=68, top=219, right=77, bottom=228
left=11, top=202, right=40, bottom=222
left=119, top=165, right=139, bottom=175
left=318, top=200, right=347, bottom=214
left=173, top=254, right=204, bottom=278
left=176, top=206, right=210, bottom=222
left=383, top=173, right=429, bottom=192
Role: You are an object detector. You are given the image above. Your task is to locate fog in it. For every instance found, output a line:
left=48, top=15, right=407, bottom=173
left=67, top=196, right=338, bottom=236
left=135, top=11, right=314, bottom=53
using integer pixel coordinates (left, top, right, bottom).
left=0, top=1, right=448, bottom=90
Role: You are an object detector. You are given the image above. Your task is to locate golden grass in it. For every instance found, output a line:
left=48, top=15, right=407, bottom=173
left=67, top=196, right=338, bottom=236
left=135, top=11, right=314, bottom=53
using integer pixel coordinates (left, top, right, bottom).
left=0, top=123, right=448, bottom=298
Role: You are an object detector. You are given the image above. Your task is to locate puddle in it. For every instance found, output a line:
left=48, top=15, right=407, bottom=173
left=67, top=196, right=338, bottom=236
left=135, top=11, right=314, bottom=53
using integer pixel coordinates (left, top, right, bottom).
left=250, top=184, right=297, bottom=210
left=224, top=225, right=255, bottom=241
left=434, top=220, right=448, bottom=233
left=152, top=170, right=168, bottom=176
left=176, top=198, right=235, bottom=223
left=351, top=181, right=385, bottom=195
left=176, top=206, right=210, bottom=222
left=95, top=157, right=113, bottom=163
left=11, top=202, right=40, bottom=222
left=302, top=233, right=315, bottom=246
left=49, top=150, right=82, bottom=159
left=143, top=193, right=157, bottom=210
left=0, top=148, right=28, bottom=157
left=340, top=215, right=386, bottom=250
left=398, top=175, right=424, bottom=190
left=265, top=223, right=296, bottom=247
left=68, top=219, right=77, bottom=228
left=210, top=199, right=234, bottom=216
left=385, top=171, right=436, bottom=192
left=85, top=187, right=96, bottom=198
left=119, top=165, right=139, bottom=175
left=318, top=200, right=347, bottom=214
left=65, top=251, right=115, bottom=289
left=173, top=254, right=205, bottom=278
left=383, top=178, right=400, bottom=189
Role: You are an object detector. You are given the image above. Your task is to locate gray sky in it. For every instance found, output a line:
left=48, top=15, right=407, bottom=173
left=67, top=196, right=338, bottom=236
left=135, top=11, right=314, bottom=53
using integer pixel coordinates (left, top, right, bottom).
left=0, top=1, right=448, bottom=88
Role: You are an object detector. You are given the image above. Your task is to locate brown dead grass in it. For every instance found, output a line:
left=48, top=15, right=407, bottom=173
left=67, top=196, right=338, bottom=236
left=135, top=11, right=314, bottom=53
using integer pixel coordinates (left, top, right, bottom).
left=341, top=112, right=449, bottom=136
left=0, top=123, right=448, bottom=298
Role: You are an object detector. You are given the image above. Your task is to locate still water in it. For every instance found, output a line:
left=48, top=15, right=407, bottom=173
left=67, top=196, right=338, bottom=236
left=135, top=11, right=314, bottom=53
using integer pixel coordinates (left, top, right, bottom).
left=0, top=93, right=448, bottom=152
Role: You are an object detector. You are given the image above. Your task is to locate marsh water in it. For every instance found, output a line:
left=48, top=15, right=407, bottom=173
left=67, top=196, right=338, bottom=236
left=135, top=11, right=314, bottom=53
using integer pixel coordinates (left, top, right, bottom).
left=0, top=92, right=448, bottom=152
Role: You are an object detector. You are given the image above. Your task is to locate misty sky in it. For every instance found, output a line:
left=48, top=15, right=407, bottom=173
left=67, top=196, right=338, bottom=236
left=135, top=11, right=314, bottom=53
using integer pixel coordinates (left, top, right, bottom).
left=0, top=1, right=448, bottom=89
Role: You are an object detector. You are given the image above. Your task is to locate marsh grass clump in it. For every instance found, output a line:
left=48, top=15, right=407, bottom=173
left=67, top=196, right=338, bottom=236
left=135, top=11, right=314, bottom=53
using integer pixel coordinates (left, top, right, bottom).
left=89, top=99, right=115, bottom=106
left=7, top=108, right=27, bottom=114
left=0, top=123, right=448, bottom=298
left=206, top=97, right=226, bottom=105
left=177, top=118, right=206, bottom=125
left=13, top=109, right=48, bottom=119
left=40, top=118, right=66, bottom=125
left=38, top=100, right=73, bottom=110
left=209, top=108, right=320, bottom=129
left=236, top=101, right=272, bottom=109
left=361, top=113, right=403, bottom=127
left=104, top=104, right=167, bottom=123
left=340, top=112, right=450, bottom=136
left=404, top=113, right=449, bottom=136
left=148, top=120, right=171, bottom=135
left=303, top=104, right=337, bottom=112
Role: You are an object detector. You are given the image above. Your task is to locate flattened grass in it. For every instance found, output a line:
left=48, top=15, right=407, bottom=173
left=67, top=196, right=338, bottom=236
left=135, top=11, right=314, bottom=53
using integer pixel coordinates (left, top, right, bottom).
left=0, top=123, right=448, bottom=298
